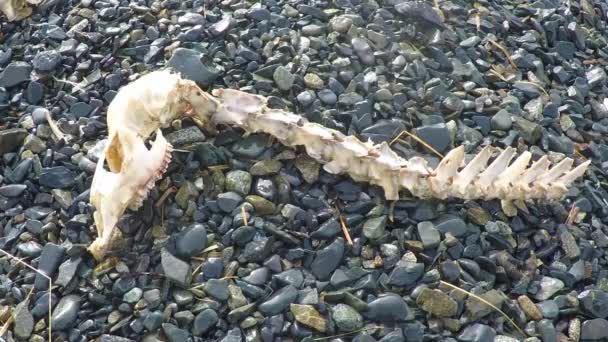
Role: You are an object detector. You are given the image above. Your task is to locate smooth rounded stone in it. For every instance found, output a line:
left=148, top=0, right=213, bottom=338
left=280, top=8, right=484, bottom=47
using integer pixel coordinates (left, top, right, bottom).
left=220, top=328, right=242, bottom=342
left=415, top=123, right=451, bottom=152
left=35, top=243, right=65, bottom=290
left=274, top=269, right=304, bottom=288
left=363, top=215, right=386, bottom=241
left=416, top=288, right=458, bottom=317
left=175, top=223, right=207, bottom=259
left=579, top=290, right=608, bottom=318
left=318, top=89, right=337, bottom=104
left=51, top=295, right=80, bottom=330
left=32, top=50, right=60, bottom=72
left=330, top=15, right=353, bottom=33
left=39, top=167, right=76, bottom=189
left=0, top=128, right=27, bottom=154
left=581, top=318, right=608, bottom=340
left=17, top=241, right=43, bottom=257
left=311, top=238, right=345, bottom=280
left=69, top=102, right=92, bottom=118
left=250, top=160, right=281, bottom=176
left=365, top=294, right=411, bottom=322
left=351, top=38, right=375, bottom=65
left=273, top=66, right=295, bottom=91
left=167, top=48, right=218, bottom=87
left=193, top=309, right=219, bottom=335
left=162, top=323, right=189, bottom=342
left=491, top=109, right=512, bottom=130
left=231, top=134, right=267, bottom=158
left=13, top=301, right=34, bottom=339
left=243, top=267, right=269, bottom=285
left=460, top=36, right=481, bottom=47
left=436, top=216, right=469, bottom=237
left=417, top=221, right=440, bottom=249
left=143, top=311, right=163, bottom=331
left=204, top=279, right=229, bottom=301
left=123, top=288, right=143, bottom=303
left=331, top=304, right=363, bottom=332
left=465, top=289, right=506, bottom=321
left=178, top=12, right=205, bottom=25
left=304, top=73, right=324, bottom=90
left=512, top=116, right=542, bottom=144
left=297, top=91, right=315, bottom=106
left=161, top=248, right=191, bottom=287
left=538, top=319, right=557, bottom=341
left=388, top=262, right=424, bottom=286
left=290, top=304, right=327, bottom=332
left=165, top=126, right=206, bottom=146
left=217, top=192, right=243, bottom=212
left=245, top=195, right=275, bottom=215
left=225, top=170, right=252, bottom=196
left=536, top=300, right=559, bottom=319
left=534, top=276, right=564, bottom=301
left=26, top=81, right=43, bottom=104
left=457, top=323, right=496, bottom=342
left=518, top=296, right=541, bottom=320
left=228, top=284, right=247, bottom=309
left=172, top=290, right=193, bottom=306
left=55, top=257, right=81, bottom=287
left=311, top=218, right=341, bottom=239
left=258, top=285, right=298, bottom=315
left=294, top=155, right=319, bottom=183
left=231, top=226, right=256, bottom=245
left=0, top=62, right=32, bottom=87
left=247, top=7, right=270, bottom=21
left=209, top=16, right=232, bottom=36
left=0, top=184, right=27, bottom=197
left=394, top=1, right=443, bottom=28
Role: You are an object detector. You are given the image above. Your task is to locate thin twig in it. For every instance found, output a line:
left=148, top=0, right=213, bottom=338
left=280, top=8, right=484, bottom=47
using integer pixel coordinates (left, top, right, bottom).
left=335, top=206, right=353, bottom=246
left=312, top=326, right=383, bottom=340
left=155, top=186, right=176, bottom=208
left=565, top=205, right=579, bottom=225
left=45, top=111, right=65, bottom=142
left=241, top=206, right=248, bottom=226
left=0, top=249, right=52, bottom=342
left=390, top=130, right=444, bottom=158
left=440, top=280, right=526, bottom=337
left=488, top=39, right=517, bottom=69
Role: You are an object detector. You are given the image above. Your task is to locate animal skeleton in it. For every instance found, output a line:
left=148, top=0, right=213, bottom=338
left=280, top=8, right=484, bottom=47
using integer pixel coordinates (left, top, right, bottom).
left=0, top=0, right=40, bottom=21
left=88, top=69, right=590, bottom=260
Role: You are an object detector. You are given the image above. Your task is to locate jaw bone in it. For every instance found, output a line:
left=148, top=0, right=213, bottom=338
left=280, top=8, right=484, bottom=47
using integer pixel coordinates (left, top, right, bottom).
left=88, top=69, right=591, bottom=260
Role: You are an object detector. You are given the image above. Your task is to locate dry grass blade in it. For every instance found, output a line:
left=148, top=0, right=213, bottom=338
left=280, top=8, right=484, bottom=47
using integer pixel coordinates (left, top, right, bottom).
left=390, top=130, right=445, bottom=159
left=487, top=39, right=517, bottom=69
left=0, top=249, right=52, bottom=342
left=565, top=205, right=579, bottom=225
left=335, top=206, right=353, bottom=246
left=45, top=111, right=65, bottom=142
left=515, top=81, right=548, bottom=96
left=312, top=326, right=383, bottom=340
left=207, top=164, right=230, bottom=171
left=440, top=280, right=526, bottom=337
left=241, top=206, right=248, bottom=226
left=155, top=186, right=176, bottom=208
left=488, top=68, right=509, bottom=83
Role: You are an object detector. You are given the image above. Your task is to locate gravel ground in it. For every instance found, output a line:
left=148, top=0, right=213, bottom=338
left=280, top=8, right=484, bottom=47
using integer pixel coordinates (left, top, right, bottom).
left=1, top=0, right=608, bottom=341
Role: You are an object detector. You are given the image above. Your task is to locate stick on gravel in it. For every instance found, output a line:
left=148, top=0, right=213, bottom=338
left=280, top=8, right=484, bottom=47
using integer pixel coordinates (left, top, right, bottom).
left=87, top=69, right=590, bottom=260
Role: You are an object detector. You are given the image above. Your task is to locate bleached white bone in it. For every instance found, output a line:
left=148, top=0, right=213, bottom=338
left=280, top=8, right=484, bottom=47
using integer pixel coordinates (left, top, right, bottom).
left=87, top=69, right=591, bottom=260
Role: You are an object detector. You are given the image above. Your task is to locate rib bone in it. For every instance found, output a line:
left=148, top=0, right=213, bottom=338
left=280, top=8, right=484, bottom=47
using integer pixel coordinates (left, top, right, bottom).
left=88, top=69, right=591, bottom=260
